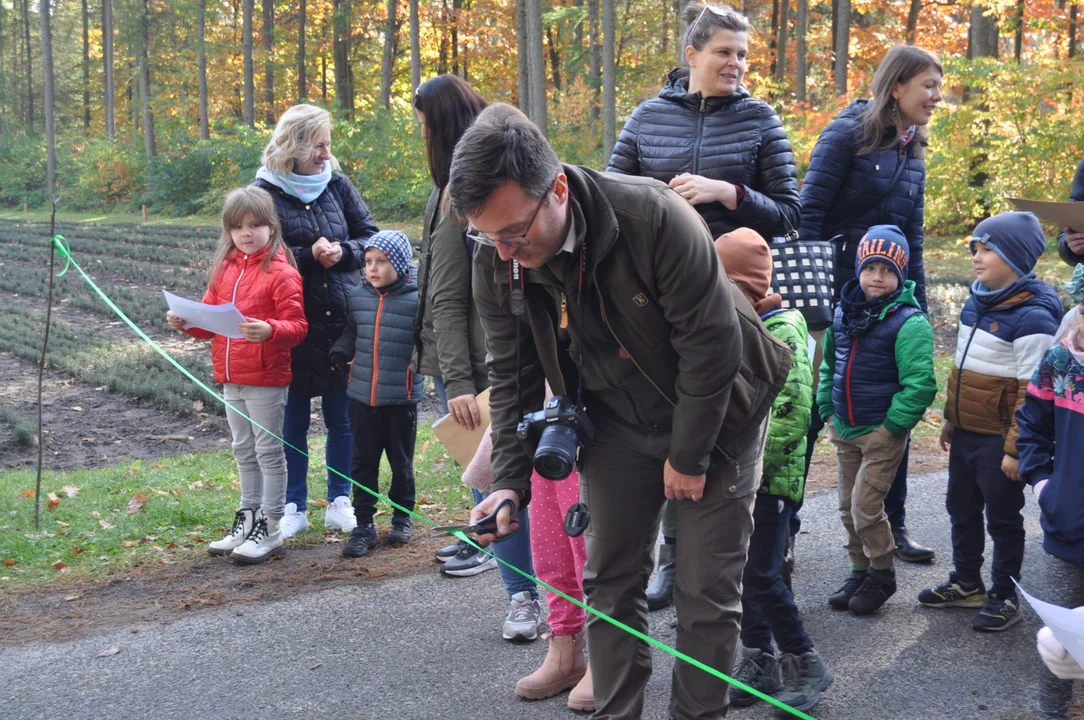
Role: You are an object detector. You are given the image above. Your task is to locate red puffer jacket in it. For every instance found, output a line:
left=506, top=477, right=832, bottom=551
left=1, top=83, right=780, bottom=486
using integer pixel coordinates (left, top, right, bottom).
left=184, top=245, right=307, bottom=386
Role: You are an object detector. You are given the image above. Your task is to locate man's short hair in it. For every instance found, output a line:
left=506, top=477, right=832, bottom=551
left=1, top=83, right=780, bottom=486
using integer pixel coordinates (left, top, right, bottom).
left=448, top=103, right=563, bottom=218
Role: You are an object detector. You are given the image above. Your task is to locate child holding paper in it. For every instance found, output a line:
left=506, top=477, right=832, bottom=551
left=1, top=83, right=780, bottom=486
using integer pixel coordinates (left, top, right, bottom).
left=166, top=186, right=307, bottom=564
left=1016, top=263, right=1084, bottom=718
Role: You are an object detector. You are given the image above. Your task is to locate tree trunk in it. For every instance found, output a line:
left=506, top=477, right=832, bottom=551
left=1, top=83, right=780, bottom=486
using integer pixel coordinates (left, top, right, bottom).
left=198, top=0, right=209, bottom=139
left=1071, top=4, right=1078, bottom=59
left=81, top=0, right=90, bottom=131
left=526, top=0, right=547, bottom=133
left=140, top=0, right=156, bottom=159
left=409, top=0, right=420, bottom=93
left=1013, top=0, right=1025, bottom=62
left=333, top=0, right=354, bottom=118
left=263, top=0, right=274, bottom=126
left=588, top=0, right=601, bottom=117
left=602, top=0, right=614, bottom=158
left=0, top=5, right=6, bottom=133
left=769, top=0, right=779, bottom=77
left=830, top=0, right=838, bottom=79
left=547, top=25, right=561, bottom=91
left=298, top=0, right=306, bottom=100
left=833, top=0, right=849, bottom=95
left=439, top=0, right=449, bottom=75
left=321, top=54, right=327, bottom=102
left=516, top=0, right=528, bottom=109
left=21, top=0, right=31, bottom=130
left=969, top=3, right=999, bottom=60
left=796, top=0, right=807, bottom=102
left=574, top=0, right=584, bottom=51
left=905, top=0, right=921, bottom=44
left=380, top=0, right=397, bottom=109
left=41, top=0, right=56, bottom=196
left=452, top=0, right=460, bottom=76
left=775, top=0, right=788, bottom=83
left=672, top=0, right=680, bottom=64
left=242, top=0, right=255, bottom=126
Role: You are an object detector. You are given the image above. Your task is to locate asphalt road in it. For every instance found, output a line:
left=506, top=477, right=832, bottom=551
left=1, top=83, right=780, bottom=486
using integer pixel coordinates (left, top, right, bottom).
left=0, top=469, right=1059, bottom=720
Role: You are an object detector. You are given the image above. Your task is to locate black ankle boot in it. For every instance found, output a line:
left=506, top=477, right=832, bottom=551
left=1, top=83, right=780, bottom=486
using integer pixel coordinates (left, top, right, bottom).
left=647, top=543, right=676, bottom=611
left=848, top=568, right=897, bottom=615
left=893, top=526, right=935, bottom=563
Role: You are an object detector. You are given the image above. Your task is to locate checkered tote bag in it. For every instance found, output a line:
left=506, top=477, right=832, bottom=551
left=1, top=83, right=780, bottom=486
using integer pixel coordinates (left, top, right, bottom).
left=769, top=239, right=835, bottom=331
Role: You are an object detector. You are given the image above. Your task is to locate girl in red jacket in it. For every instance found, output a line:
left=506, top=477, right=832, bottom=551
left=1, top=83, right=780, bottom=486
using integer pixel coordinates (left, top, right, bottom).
left=166, top=187, right=308, bottom=564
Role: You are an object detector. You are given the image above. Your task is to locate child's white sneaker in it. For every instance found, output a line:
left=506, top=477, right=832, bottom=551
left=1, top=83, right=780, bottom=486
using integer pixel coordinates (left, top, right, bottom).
left=231, top=512, right=284, bottom=564
left=280, top=502, right=310, bottom=538
left=324, top=495, right=357, bottom=532
left=208, top=508, right=256, bottom=556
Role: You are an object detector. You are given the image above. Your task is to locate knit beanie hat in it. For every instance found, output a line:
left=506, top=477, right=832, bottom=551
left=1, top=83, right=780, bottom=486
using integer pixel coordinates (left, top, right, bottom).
left=856, top=225, right=910, bottom=286
left=968, top=211, right=1046, bottom=278
left=1067, top=263, right=1084, bottom=306
left=365, top=230, right=413, bottom=280
left=714, top=228, right=782, bottom=315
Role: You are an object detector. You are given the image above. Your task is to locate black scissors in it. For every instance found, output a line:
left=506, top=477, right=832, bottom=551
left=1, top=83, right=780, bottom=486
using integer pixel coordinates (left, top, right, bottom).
left=430, top=498, right=519, bottom=541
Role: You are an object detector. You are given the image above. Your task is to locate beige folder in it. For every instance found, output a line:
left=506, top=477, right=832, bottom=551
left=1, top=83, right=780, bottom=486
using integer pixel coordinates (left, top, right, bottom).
left=431, top=388, right=492, bottom=467
left=1008, top=197, right=1084, bottom=231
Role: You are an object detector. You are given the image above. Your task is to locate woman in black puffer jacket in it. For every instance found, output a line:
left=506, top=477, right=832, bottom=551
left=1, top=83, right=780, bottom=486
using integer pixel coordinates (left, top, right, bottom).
left=798, top=45, right=944, bottom=564
left=607, top=1, right=800, bottom=614
left=606, top=5, right=799, bottom=242
left=254, top=103, right=379, bottom=539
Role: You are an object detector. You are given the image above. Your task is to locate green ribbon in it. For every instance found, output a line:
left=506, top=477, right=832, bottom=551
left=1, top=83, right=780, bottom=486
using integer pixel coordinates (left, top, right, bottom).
left=51, top=235, right=71, bottom=277
left=50, top=238, right=817, bottom=720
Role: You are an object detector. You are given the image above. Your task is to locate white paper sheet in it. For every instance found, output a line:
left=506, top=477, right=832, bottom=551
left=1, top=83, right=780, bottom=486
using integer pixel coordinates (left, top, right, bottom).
left=1016, top=580, right=1084, bottom=668
left=163, top=290, right=247, bottom=339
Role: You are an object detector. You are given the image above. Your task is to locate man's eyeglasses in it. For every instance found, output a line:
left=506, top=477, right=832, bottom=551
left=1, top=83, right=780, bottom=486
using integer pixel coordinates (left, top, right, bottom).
left=466, top=193, right=548, bottom=248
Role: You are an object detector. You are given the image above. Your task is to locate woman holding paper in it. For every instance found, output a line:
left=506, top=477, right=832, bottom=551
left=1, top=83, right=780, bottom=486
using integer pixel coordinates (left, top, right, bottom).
left=1056, top=156, right=1084, bottom=266
left=254, top=104, right=379, bottom=539
left=410, top=75, right=542, bottom=643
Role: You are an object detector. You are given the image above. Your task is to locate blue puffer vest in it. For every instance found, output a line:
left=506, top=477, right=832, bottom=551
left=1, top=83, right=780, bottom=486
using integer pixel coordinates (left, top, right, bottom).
left=831, top=281, right=921, bottom=427
left=335, top=273, right=425, bottom=407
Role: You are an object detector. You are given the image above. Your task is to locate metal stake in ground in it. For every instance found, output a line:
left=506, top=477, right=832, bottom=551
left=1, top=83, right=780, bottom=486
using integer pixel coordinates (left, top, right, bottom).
left=34, top=198, right=59, bottom=530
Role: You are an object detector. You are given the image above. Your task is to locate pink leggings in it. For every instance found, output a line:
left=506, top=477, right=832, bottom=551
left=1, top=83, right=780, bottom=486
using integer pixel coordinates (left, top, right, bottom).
left=529, top=469, right=587, bottom=637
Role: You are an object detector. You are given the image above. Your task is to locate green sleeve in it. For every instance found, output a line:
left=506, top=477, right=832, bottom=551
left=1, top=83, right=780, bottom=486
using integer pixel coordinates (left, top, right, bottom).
left=884, top=314, right=937, bottom=435
left=816, top=327, right=835, bottom=422
left=761, top=315, right=813, bottom=488
left=428, top=203, right=479, bottom=400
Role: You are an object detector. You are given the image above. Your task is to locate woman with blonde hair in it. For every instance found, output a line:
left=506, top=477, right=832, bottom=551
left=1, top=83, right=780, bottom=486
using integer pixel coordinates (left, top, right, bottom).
left=798, top=44, right=944, bottom=565
left=254, top=104, right=379, bottom=539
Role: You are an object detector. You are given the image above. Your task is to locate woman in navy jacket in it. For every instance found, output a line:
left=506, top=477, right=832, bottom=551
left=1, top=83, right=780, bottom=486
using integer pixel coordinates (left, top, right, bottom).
left=606, top=1, right=800, bottom=612
left=798, top=45, right=943, bottom=563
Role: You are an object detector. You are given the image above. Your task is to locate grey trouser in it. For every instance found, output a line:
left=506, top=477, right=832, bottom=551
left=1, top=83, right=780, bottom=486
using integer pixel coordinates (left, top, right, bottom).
left=580, top=419, right=764, bottom=720
left=223, top=383, right=289, bottom=519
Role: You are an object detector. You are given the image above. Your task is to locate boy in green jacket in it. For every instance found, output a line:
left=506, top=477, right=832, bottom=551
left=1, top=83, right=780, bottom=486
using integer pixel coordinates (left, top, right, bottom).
left=819, top=225, right=937, bottom=616
left=716, top=230, right=832, bottom=716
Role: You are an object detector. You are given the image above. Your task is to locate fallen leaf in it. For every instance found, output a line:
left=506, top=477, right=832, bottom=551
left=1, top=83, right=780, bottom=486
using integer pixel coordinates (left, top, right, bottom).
left=18, top=488, right=35, bottom=499
left=3, top=558, right=14, bottom=568
left=122, top=541, right=137, bottom=548
left=51, top=560, right=68, bottom=570
left=154, top=490, right=169, bottom=496
left=126, top=493, right=150, bottom=514
left=187, top=480, right=203, bottom=490
left=96, top=647, right=120, bottom=657
left=158, top=556, right=172, bottom=565
left=311, top=498, right=328, bottom=507
left=170, top=489, right=182, bottom=497
left=65, top=486, right=85, bottom=498
left=148, top=545, right=165, bottom=552
left=99, top=519, right=114, bottom=530
left=70, top=545, right=85, bottom=556
left=193, top=400, right=204, bottom=411
left=47, top=495, right=60, bottom=511
left=190, top=537, right=206, bottom=544
left=165, top=542, right=178, bottom=551
left=64, top=594, right=80, bottom=601
left=91, top=510, right=101, bottom=517
left=419, top=440, right=431, bottom=455
left=56, top=520, right=70, bottom=527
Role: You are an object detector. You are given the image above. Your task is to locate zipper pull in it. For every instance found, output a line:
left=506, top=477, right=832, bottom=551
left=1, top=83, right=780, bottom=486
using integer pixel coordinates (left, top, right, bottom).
left=700, top=97, right=706, bottom=112
left=560, top=292, right=569, bottom=329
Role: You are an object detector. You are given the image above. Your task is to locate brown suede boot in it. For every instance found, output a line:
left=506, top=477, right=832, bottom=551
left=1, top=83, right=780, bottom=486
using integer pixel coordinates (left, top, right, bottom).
left=567, top=666, right=594, bottom=712
left=514, top=633, right=587, bottom=700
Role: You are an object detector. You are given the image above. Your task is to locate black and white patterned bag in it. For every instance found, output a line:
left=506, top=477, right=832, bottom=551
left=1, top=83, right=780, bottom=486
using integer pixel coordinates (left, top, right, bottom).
left=769, top=239, right=836, bottom=331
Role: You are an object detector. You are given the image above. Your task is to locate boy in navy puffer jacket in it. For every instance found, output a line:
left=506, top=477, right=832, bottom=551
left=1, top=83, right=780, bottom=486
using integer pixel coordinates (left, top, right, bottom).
left=920, top=212, right=1061, bottom=632
left=818, top=225, right=937, bottom=617
left=330, top=230, right=425, bottom=558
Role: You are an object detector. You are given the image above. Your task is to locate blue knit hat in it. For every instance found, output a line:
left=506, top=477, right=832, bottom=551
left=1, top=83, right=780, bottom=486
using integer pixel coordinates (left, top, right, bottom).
left=365, top=230, right=413, bottom=280
left=968, top=211, right=1046, bottom=277
left=856, top=225, right=910, bottom=287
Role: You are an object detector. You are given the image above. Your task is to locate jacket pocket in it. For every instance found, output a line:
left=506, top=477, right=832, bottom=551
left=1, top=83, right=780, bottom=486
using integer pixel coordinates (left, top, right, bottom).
left=608, top=273, right=669, bottom=352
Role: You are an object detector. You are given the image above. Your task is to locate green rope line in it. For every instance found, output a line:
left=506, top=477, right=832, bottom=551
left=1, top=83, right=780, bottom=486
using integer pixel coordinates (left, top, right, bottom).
left=49, top=235, right=817, bottom=720
left=52, top=235, right=71, bottom=277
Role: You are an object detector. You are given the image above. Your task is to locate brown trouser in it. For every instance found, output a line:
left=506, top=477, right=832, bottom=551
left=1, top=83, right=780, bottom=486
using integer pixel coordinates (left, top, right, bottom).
left=829, top=423, right=908, bottom=571
left=580, top=419, right=764, bottom=720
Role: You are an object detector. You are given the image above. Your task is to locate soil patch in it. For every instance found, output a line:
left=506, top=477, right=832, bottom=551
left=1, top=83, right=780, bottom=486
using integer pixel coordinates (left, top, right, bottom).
left=0, top=530, right=455, bottom=646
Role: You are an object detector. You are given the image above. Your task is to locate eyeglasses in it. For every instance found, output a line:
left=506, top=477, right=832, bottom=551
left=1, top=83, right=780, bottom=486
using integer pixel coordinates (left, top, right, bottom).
left=466, top=193, right=549, bottom=248
left=687, top=4, right=731, bottom=45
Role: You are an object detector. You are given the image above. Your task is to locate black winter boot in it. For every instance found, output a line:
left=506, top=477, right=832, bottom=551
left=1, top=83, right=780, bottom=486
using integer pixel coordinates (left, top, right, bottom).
left=893, top=525, right=935, bottom=563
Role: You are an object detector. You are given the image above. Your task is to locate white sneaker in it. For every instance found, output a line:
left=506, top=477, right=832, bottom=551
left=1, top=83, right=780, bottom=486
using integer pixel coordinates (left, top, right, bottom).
left=324, top=495, right=357, bottom=532
left=503, top=591, right=541, bottom=641
left=208, top=508, right=256, bottom=556
left=231, top=512, right=284, bottom=564
left=280, top=503, right=310, bottom=539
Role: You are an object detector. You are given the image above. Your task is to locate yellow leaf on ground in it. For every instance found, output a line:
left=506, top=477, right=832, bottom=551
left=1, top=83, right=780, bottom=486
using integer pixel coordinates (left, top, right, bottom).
left=126, top=493, right=150, bottom=514
left=18, top=489, right=35, bottom=499
left=99, top=519, right=115, bottom=530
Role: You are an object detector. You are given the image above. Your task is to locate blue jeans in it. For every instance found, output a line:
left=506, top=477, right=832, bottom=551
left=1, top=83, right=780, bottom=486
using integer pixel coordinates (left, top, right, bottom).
left=472, top=488, right=538, bottom=600
left=741, top=494, right=813, bottom=655
left=283, top=389, right=353, bottom=508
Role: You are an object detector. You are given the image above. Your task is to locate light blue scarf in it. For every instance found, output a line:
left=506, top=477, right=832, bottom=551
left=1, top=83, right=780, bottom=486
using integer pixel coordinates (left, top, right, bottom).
left=256, top=161, right=332, bottom=203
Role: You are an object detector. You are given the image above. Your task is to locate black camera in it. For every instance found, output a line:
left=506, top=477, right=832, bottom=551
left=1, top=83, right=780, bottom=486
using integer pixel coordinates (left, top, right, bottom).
left=516, top=396, right=595, bottom=480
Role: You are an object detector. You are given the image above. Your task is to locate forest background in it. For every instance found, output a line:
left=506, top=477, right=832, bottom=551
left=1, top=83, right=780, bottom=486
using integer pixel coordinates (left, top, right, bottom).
left=3, top=0, right=1084, bottom=235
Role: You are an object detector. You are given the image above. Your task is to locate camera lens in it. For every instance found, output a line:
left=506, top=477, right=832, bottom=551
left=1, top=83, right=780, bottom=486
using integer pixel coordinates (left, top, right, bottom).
left=533, top=424, right=579, bottom=480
